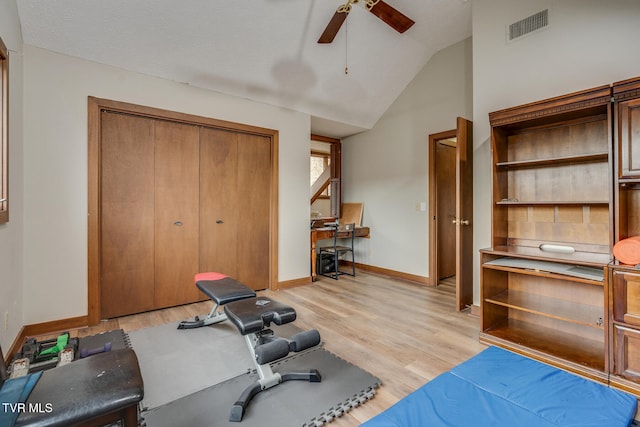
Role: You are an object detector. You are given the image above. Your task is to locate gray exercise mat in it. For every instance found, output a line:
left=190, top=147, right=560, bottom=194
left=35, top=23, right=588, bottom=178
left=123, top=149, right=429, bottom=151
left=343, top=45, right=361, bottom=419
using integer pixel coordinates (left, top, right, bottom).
left=128, top=320, right=306, bottom=410
left=141, top=346, right=381, bottom=427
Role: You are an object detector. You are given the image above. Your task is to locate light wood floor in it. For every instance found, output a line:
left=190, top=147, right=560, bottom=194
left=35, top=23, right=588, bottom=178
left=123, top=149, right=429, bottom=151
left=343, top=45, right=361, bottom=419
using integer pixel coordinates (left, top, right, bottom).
left=69, top=271, right=487, bottom=426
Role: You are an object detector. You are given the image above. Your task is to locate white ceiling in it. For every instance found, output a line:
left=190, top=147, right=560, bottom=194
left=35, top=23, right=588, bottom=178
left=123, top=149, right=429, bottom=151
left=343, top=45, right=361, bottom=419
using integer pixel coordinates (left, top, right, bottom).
left=16, top=0, right=471, bottom=138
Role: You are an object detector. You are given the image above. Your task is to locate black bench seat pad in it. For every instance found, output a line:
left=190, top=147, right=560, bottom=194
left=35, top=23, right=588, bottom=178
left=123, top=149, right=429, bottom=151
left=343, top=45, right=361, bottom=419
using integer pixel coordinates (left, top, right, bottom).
left=16, top=348, right=143, bottom=427
left=224, top=297, right=296, bottom=335
left=195, top=274, right=256, bottom=305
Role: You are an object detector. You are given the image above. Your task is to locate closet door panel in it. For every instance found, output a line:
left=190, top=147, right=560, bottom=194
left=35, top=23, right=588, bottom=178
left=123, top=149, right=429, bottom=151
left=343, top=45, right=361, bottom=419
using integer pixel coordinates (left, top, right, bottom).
left=199, top=127, right=239, bottom=278
left=154, top=120, right=202, bottom=307
left=236, top=133, right=271, bottom=289
left=100, top=112, right=155, bottom=318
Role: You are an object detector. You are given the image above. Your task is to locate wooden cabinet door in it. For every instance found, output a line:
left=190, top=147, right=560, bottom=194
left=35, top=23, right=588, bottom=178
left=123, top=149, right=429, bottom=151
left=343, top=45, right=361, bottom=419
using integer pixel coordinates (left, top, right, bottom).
left=614, top=324, right=640, bottom=381
left=612, top=270, right=640, bottom=326
left=611, top=269, right=640, bottom=386
left=618, top=97, right=640, bottom=179
left=199, top=127, right=239, bottom=279
left=154, top=121, right=202, bottom=307
left=100, top=112, right=156, bottom=318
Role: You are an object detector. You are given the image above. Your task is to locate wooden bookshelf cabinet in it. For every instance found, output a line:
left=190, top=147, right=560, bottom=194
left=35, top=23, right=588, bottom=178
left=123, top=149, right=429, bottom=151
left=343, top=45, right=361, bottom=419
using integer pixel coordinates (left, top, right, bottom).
left=481, top=85, right=614, bottom=381
left=610, top=77, right=640, bottom=394
left=482, top=76, right=640, bottom=391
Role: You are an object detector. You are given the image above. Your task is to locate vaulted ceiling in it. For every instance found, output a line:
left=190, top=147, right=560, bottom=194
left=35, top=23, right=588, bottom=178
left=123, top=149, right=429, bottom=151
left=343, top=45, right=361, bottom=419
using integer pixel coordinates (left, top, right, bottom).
left=16, top=0, right=471, bottom=137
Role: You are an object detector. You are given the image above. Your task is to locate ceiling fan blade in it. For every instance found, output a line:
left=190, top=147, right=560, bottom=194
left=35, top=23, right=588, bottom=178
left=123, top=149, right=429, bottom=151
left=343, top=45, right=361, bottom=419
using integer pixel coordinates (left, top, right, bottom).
left=318, top=9, right=349, bottom=44
left=367, top=0, right=415, bottom=34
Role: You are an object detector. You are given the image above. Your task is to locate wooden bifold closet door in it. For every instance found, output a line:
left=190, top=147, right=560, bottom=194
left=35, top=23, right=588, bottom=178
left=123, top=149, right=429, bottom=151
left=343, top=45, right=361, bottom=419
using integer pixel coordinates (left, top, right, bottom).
left=100, top=112, right=156, bottom=318
left=99, top=111, right=271, bottom=319
left=153, top=120, right=201, bottom=308
left=198, top=128, right=271, bottom=287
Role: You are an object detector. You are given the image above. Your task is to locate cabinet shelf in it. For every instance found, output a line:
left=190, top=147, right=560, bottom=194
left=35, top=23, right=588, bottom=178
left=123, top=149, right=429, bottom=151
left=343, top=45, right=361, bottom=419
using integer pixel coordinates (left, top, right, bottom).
left=483, top=256, right=604, bottom=283
left=485, top=290, right=603, bottom=329
left=482, top=263, right=604, bottom=286
left=619, top=178, right=640, bottom=187
left=480, top=318, right=605, bottom=373
left=482, top=246, right=611, bottom=267
left=496, top=152, right=608, bottom=169
left=496, top=200, right=609, bottom=206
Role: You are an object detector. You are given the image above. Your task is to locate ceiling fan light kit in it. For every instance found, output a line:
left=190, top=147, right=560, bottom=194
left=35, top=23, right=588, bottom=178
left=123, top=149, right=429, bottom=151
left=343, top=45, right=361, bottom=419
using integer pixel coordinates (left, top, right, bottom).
left=318, top=0, right=415, bottom=44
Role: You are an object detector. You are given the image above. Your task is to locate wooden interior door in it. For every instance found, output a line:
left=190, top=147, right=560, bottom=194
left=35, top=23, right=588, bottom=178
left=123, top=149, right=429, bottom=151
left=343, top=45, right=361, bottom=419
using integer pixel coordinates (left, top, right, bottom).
left=455, top=117, right=473, bottom=311
left=436, top=140, right=457, bottom=280
left=154, top=120, right=202, bottom=307
left=428, top=117, right=473, bottom=311
left=236, top=133, right=271, bottom=289
left=100, top=112, right=155, bottom=318
left=200, top=127, right=239, bottom=279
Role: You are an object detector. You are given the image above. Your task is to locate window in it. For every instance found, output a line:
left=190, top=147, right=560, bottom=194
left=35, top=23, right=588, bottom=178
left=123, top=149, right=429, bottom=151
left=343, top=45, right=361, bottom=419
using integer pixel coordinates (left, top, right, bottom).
left=0, top=37, right=8, bottom=223
left=310, top=150, right=330, bottom=198
left=310, top=135, right=342, bottom=218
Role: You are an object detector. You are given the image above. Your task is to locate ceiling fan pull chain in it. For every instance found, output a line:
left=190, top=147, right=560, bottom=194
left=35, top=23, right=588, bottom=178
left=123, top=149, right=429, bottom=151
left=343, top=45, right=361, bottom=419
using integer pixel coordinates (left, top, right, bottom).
left=345, top=20, right=349, bottom=75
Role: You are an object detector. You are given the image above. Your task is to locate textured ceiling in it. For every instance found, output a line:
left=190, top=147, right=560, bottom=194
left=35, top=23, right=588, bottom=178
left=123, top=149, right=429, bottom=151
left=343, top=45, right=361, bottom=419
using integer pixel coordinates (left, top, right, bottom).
left=16, top=0, right=471, bottom=137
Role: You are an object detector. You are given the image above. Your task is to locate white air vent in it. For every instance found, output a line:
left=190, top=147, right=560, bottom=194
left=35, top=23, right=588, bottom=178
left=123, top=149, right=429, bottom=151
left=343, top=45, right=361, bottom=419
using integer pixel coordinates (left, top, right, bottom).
left=508, top=9, right=549, bottom=41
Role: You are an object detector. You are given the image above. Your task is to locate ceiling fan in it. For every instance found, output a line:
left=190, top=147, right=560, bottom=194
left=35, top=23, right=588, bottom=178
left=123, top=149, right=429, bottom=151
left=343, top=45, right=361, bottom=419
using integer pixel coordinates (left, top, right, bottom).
left=318, top=0, right=415, bottom=44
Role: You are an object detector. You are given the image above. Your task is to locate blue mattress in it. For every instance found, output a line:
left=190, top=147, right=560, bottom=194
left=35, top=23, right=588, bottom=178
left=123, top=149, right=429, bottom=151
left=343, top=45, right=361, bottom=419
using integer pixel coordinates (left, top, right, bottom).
left=361, top=347, right=637, bottom=427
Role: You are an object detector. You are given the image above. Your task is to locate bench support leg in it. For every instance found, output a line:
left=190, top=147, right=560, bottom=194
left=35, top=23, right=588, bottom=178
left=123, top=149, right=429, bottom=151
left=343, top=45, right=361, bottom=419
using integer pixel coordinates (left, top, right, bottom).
left=177, top=303, right=227, bottom=329
left=229, top=333, right=321, bottom=422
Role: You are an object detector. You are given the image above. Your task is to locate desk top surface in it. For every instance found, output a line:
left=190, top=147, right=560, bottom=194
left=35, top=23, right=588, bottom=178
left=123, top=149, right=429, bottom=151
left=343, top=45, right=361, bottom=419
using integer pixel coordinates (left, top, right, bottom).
left=312, top=226, right=369, bottom=232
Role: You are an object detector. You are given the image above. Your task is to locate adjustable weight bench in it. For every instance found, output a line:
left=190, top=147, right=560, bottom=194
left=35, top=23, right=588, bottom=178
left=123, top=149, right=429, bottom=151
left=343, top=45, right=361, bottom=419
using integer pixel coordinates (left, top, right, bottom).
left=178, top=273, right=322, bottom=422
left=177, top=272, right=256, bottom=329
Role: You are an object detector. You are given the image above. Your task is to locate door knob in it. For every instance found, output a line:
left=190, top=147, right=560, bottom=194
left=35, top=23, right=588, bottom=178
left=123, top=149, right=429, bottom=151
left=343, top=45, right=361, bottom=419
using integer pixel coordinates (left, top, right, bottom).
left=216, top=220, right=224, bottom=224
left=452, top=219, right=470, bottom=225
left=174, top=221, right=183, bottom=226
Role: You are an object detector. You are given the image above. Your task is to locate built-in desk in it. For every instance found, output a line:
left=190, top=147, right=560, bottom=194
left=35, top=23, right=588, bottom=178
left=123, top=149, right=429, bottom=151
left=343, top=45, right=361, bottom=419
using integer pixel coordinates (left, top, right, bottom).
left=310, top=226, right=370, bottom=281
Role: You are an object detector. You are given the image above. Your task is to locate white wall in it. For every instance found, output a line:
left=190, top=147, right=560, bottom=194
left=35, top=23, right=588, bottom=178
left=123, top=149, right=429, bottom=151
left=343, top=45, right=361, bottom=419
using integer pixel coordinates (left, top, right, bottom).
left=472, top=0, right=640, bottom=304
left=342, top=39, right=473, bottom=278
left=0, top=0, right=25, bottom=351
left=21, top=46, right=311, bottom=325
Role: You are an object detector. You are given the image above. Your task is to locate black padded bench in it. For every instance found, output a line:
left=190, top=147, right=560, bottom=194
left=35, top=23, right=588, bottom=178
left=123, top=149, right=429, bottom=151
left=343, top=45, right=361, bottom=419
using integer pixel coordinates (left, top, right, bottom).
left=224, top=296, right=297, bottom=335
left=178, top=272, right=256, bottom=329
left=15, top=348, right=144, bottom=427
